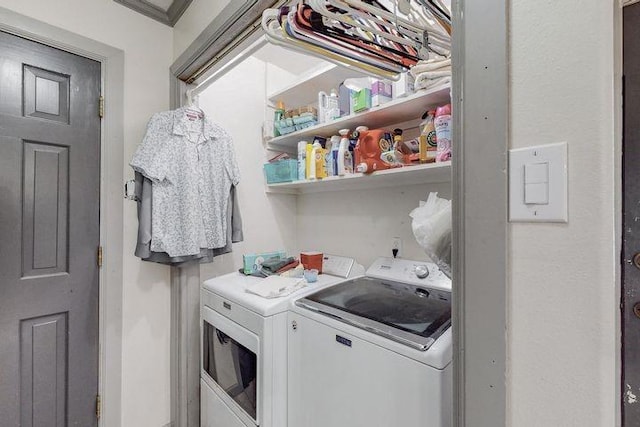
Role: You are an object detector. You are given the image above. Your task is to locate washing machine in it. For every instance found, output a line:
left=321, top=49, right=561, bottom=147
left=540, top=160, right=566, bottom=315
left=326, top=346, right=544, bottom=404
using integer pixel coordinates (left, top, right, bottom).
left=287, top=257, right=452, bottom=427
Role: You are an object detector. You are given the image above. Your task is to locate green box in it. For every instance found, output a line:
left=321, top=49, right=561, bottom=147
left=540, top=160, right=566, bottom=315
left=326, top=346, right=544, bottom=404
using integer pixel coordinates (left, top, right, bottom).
left=351, top=88, right=372, bottom=112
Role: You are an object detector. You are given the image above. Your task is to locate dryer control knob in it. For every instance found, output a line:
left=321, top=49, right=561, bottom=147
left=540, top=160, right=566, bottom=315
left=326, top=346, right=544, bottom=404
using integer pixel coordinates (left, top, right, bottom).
left=415, top=265, right=429, bottom=279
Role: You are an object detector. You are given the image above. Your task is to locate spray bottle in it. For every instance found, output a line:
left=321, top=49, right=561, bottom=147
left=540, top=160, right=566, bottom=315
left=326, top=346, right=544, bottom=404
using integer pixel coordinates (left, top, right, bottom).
left=337, top=129, right=351, bottom=176
left=330, top=135, right=340, bottom=176
left=297, top=140, right=307, bottom=181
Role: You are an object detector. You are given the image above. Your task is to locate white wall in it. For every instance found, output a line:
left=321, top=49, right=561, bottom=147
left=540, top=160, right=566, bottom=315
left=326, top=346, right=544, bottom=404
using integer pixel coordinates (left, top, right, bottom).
left=297, top=184, right=450, bottom=268
left=509, top=1, right=618, bottom=425
left=0, top=1, right=174, bottom=426
left=198, top=56, right=298, bottom=280
left=173, top=0, right=231, bottom=60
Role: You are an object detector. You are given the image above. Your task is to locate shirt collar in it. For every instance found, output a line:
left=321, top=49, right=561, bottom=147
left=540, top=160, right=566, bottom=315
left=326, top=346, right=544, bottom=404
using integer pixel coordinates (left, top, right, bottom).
left=172, top=107, right=217, bottom=140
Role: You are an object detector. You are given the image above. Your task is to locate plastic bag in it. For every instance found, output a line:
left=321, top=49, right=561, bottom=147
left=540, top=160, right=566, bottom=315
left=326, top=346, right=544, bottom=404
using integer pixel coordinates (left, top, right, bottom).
left=409, top=192, right=451, bottom=277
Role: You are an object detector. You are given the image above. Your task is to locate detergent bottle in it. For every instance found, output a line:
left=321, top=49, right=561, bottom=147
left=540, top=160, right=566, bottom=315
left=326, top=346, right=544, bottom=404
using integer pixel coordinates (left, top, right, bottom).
left=328, top=89, right=340, bottom=121
left=308, top=142, right=322, bottom=180
left=330, top=135, right=340, bottom=176
left=297, top=140, right=307, bottom=181
left=354, top=128, right=395, bottom=174
left=315, top=143, right=328, bottom=179
left=337, top=129, right=351, bottom=176
left=318, top=90, right=340, bottom=123
left=305, top=142, right=314, bottom=180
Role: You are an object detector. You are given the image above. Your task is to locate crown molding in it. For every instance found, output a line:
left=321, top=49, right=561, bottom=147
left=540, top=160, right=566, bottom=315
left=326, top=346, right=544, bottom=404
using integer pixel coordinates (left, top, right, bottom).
left=113, top=0, right=192, bottom=27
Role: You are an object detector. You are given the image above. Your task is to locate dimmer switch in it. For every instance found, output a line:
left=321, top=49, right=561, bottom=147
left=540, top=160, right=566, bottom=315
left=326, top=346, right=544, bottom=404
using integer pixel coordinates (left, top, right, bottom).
left=509, top=143, right=567, bottom=222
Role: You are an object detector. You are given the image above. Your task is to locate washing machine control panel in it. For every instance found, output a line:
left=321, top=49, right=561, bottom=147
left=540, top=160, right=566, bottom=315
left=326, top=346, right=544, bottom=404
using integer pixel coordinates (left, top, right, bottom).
left=366, top=257, right=451, bottom=291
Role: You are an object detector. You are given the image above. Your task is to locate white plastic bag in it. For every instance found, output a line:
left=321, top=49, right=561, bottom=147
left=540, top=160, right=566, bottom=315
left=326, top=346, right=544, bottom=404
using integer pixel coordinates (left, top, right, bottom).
left=409, top=192, right=451, bottom=276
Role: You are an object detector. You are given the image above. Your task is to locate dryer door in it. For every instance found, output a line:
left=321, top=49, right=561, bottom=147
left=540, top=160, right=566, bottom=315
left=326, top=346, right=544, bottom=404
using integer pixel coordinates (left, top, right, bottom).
left=202, top=306, right=259, bottom=425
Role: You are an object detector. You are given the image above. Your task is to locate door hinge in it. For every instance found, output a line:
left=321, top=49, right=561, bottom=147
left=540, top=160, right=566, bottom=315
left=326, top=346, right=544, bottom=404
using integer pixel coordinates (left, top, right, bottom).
left=99, top=96, right=104, bottom=118
left=96, top=394, right=101, bottom=420
left=97, top=246, right=103, bottom=268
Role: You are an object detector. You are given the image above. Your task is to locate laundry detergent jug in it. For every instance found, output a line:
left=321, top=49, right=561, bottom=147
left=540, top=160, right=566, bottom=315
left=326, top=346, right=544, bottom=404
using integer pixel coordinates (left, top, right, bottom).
left=354, top=128, right=397, bottom=174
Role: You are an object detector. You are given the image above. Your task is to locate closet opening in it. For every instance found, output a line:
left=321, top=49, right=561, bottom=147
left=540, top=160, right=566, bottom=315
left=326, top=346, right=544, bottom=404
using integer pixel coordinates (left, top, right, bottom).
left=168, top=1, right=508, bottom=426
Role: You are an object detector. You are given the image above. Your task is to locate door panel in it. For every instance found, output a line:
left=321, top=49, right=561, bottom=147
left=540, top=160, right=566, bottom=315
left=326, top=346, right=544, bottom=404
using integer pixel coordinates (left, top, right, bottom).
left=22, top=142, right=69, bottom=276
left=20, top=312, right=68, bottom=427
left=0, top=31, right=101, bottom=426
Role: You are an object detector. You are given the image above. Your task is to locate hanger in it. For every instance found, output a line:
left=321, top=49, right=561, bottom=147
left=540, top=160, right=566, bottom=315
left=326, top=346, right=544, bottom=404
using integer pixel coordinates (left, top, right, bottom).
left=262, top=8, right=402, bottom=79
left=291, top=3, right=415, bottom=69
left=288, top=5, right=413, bottom=71
left=309, top=0, right=429, bottom=59
left=261, top=1, right=452, bottom=80
left=184, top=87, right=204, bottom=118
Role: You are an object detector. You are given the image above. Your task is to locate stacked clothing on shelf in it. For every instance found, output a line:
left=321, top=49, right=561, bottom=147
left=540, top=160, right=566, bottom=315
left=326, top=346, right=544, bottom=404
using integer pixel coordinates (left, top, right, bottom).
left=130, top=106, right=243, bottom=265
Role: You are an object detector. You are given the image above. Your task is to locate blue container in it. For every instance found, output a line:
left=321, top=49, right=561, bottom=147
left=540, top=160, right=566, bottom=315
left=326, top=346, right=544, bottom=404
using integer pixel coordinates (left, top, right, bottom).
left=264, top=159, right=298, bottom=183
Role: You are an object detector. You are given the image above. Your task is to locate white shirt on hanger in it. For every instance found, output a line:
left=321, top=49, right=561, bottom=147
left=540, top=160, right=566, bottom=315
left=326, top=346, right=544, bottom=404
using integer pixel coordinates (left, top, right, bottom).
left=131, top=107, right=240, bottom=257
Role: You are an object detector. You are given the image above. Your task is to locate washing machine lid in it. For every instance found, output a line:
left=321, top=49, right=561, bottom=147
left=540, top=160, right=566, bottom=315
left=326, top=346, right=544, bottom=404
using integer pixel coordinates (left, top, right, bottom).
left=296, top=276, right=451, bottom=351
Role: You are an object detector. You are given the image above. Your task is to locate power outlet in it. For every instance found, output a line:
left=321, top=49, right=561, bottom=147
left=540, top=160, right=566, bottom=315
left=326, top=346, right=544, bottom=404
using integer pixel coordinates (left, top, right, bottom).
left=392, top=237, right=402, bottom=258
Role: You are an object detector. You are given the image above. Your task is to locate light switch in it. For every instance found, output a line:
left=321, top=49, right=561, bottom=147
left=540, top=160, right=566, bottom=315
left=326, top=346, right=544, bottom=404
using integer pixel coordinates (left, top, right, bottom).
left=509, top=142, right=568, bottom=222
left=524, top=182, right=548, bottom=204
left=524, top=162, right=548, bottom=184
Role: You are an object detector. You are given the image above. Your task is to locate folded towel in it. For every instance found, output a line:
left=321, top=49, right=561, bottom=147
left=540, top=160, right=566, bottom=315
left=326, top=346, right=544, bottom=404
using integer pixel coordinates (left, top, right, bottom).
left=414, top=75, right=451, bottom=91
left=246, top=275, right=306, bottom=299
left=410, top=58, right=452, bottom=77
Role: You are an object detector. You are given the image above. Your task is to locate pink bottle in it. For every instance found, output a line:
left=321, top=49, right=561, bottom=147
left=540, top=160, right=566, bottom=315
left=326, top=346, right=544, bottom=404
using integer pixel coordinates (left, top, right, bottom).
left=434, top=104, right=452, bottom=162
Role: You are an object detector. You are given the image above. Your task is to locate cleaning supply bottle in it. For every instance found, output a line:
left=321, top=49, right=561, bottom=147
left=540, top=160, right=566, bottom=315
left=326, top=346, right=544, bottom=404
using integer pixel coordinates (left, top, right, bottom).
left=337, top=129, right=350, bottom=176
left=308, top=142, right=321, bottom=180
left=315, top=143, right=328, bottom=179
left=420, top=111, right=437, bottom=163
left=330, top=135, right=340, bottom=176
left=297, top=140, right=307, bottom=181
left=319, top=90, right=340, bottom=123
left=327, top=89, right=340, bottom=121
left=274, top=100, right=285, bottom=136
left=305, top=142, right=314, bottom=179
left=324, top=139, right=334, bottom=177
left=434, top=104, right=452, bottom=162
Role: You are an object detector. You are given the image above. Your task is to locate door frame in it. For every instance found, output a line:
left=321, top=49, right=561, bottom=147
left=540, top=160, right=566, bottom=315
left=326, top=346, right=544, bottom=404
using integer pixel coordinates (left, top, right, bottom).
left=169, top=1, right=509, bottom=426
left=616, top=3, right=622, bottom=427
left=0, top=7, right=125, bottom=427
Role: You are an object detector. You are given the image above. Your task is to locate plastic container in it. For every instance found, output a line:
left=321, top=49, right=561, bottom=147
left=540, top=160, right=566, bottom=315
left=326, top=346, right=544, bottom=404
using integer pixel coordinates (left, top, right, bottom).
left=303, top=269, right=319, bottom=283
left=264, top=159, right=298, bottom=184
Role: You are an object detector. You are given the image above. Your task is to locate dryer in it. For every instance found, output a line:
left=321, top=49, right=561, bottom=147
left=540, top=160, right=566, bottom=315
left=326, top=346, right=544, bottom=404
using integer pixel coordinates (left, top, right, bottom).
left=287, top=257, right=452, bottom=427
left=200, top=267, right=362, bottom=427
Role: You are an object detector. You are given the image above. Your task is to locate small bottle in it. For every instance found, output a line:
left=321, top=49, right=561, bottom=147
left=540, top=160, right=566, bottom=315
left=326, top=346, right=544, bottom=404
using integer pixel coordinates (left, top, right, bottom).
left=315, top=143, right=328, bottom=179
left=420, top=111, right=437, bottom=163
left=305, top=142, right=314, bottom=179
left=434, top=104, right=452, bottom=162
left=330, top=135, right=341, bottom=176
left=327, top=89, right=340, bottom=121
left=274, top=100, right=285, bottom=137
left=337, top=129, right=350, bottom=176
left=297, top=140, right=307, bottom=181
left=393, top=128, right=403, bottom=151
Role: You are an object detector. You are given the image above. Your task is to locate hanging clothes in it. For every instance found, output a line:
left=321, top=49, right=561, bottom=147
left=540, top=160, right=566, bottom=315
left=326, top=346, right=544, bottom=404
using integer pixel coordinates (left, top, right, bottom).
left=133, top=171, right=243, bottom=266
left=130, top=107, right=243, bottom=261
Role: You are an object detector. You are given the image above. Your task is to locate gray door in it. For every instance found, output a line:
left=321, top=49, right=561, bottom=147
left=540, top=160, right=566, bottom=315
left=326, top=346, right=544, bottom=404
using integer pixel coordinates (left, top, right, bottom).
left=624, top=4, right=640, bottom=424
left=0, top=31, right=101, bottom=426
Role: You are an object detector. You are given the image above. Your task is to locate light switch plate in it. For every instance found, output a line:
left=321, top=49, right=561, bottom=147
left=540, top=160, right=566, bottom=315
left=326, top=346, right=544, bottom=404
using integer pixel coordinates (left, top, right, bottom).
left=509, top=142, right=568, bottom=222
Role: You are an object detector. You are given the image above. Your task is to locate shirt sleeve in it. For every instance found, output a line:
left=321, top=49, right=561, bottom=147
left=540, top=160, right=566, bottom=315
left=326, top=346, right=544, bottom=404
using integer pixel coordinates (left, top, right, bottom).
left=223, top=133, right=241, bottom=186
left=130, top=114, right=170, bottom=182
